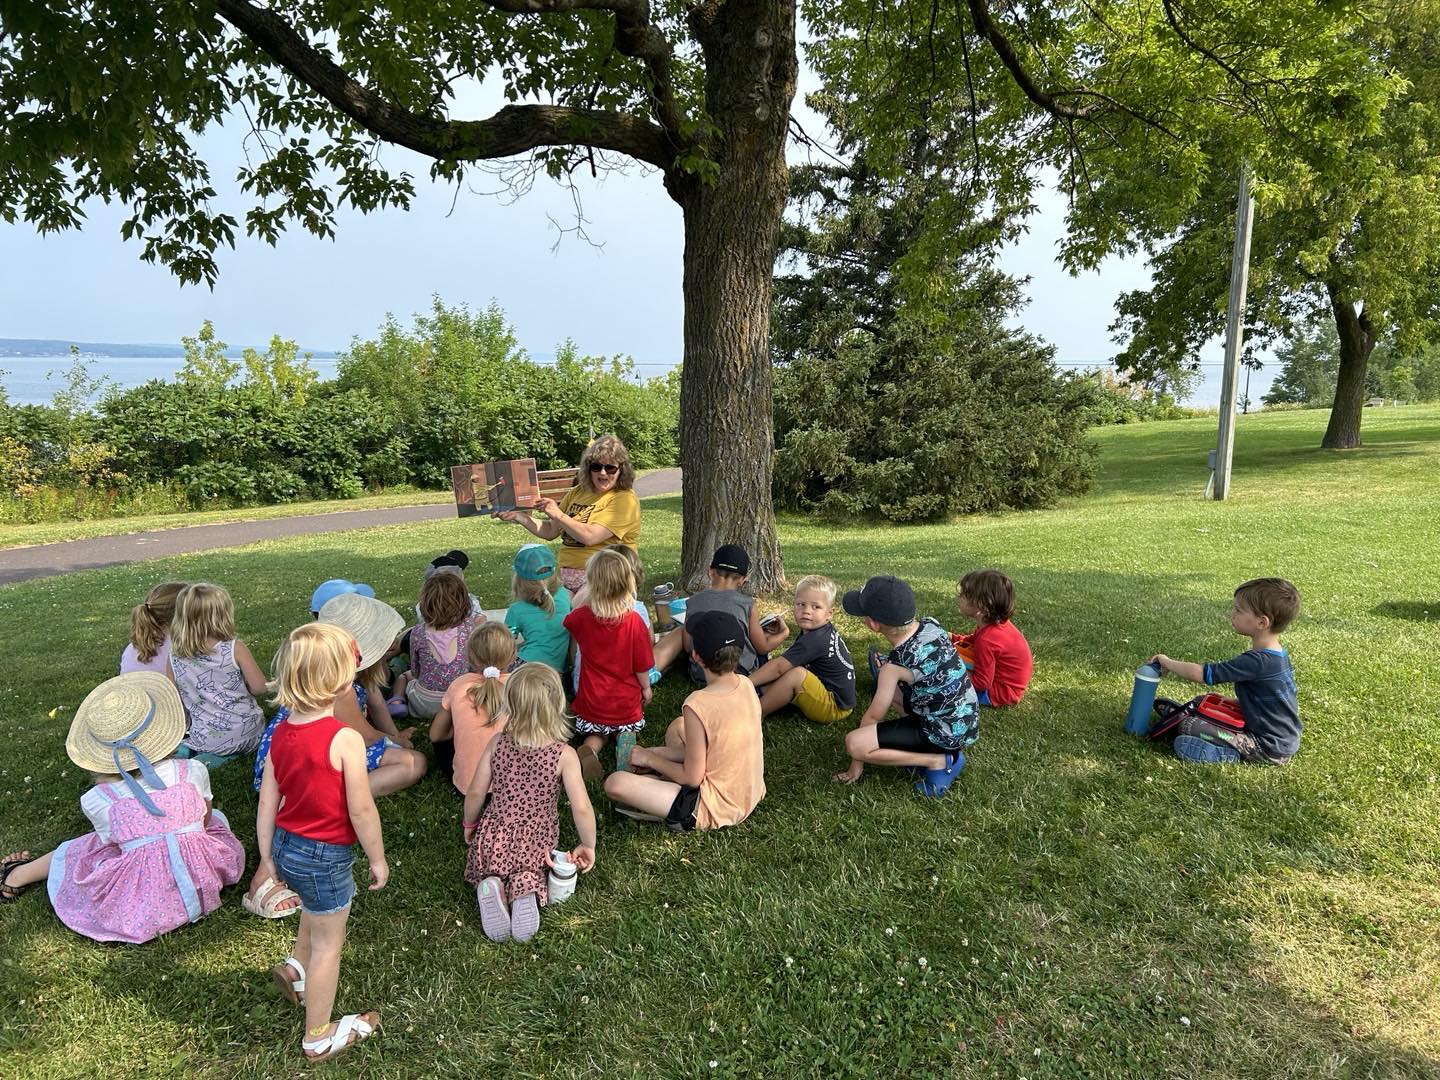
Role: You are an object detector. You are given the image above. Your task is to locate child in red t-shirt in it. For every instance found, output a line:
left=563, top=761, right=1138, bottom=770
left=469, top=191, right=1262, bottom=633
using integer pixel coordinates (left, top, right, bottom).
left=952, top=570, right=1033, bottom=707
left=562, top=548, right=655, bottom=778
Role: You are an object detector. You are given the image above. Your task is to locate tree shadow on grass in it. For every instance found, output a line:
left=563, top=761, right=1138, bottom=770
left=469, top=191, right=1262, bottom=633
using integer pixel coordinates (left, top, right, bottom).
left=3, top=543, right=1438, bottom=1074
left=1372, top=600, right=1438, bottom=622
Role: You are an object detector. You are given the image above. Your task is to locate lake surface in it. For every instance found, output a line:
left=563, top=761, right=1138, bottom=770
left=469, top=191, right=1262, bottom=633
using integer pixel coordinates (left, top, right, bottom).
left=0, top=355, right=341, bottom=406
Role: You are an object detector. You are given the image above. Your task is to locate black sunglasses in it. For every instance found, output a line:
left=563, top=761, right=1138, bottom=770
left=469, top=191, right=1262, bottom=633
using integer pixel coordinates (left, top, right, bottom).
left=589, top=462, right=620, bottom=475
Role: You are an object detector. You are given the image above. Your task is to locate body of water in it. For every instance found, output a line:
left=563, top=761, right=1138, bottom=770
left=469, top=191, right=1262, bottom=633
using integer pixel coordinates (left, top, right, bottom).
left=0, top=355, right=341, bottom=406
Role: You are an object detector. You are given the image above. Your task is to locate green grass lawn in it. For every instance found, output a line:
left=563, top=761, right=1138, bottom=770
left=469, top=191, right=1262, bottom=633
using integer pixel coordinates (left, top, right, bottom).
left=2, top=407, right=1438, bottom=1077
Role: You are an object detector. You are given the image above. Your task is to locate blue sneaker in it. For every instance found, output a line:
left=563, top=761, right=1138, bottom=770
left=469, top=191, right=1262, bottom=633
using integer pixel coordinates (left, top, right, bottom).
left=1174, top=735, right=1243, bottom=764
left=914, top=751, right=966, bottom=798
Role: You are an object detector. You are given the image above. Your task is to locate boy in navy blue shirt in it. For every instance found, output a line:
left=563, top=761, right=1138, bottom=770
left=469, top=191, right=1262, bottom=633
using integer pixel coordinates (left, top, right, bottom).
left=1151, top=577, right=1301, bottom=765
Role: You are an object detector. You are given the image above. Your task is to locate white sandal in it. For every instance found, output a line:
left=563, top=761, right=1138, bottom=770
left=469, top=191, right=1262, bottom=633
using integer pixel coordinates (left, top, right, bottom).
left=243, top=876, right=301, bottom=919
left=302, top=1011, right=380, bottom=1061
left=271, top=956, right=306, bottom=1006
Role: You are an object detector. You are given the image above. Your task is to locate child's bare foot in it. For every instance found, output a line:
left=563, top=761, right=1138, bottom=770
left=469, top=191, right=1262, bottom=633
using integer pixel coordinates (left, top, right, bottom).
left=833, top=763, right=864, bottom=784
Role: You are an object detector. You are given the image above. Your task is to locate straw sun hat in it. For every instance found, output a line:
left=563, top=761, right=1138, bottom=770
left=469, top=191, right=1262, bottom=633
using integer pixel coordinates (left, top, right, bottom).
left=66, top=672, right=186, bottom=775
left=318, top=592, right=405, bottom=669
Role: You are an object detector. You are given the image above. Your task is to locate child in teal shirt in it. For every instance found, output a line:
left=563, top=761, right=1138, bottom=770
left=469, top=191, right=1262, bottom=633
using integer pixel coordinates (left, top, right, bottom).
left=504, top=545, right=573, bottom=673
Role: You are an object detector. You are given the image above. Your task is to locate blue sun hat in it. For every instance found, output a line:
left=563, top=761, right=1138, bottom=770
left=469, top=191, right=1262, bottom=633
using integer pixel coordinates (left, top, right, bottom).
left=310, top=578, right=376, bottom=615
left=513, top=544, right=557, bottom=582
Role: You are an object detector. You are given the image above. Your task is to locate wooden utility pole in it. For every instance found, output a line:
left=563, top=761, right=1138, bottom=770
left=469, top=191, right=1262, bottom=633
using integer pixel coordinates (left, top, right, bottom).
left=1213, top=165, right=1255, bottom=500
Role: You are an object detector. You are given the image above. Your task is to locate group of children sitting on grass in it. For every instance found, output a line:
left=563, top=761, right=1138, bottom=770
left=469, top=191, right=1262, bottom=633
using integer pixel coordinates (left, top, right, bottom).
left=0, top=537, right=1301, bottom=1063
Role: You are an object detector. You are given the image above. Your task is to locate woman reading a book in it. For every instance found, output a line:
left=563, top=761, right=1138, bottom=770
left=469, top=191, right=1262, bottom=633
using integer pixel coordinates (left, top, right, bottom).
left=498, top=434, right=641, bottom=594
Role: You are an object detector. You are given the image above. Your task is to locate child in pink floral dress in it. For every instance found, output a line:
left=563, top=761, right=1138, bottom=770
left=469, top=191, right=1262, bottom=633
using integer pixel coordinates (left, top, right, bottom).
left=463, top=664, right=596, bottom=943
left=0, top=672, right=245, bottom=943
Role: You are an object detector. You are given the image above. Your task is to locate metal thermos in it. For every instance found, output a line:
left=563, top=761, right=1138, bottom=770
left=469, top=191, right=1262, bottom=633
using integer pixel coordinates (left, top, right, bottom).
left=1126, top=662, right=1163, bottom=735
left=548, top=850, right=577, bottom=904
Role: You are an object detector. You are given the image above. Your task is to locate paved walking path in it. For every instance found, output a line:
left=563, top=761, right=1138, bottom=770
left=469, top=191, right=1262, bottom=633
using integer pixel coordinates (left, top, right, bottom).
left=0, top=468, right=683, bottom=586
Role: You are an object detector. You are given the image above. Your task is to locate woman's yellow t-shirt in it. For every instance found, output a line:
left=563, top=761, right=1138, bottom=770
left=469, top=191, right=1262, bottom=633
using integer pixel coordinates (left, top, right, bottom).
left=556, top=486, right=641, bottom=570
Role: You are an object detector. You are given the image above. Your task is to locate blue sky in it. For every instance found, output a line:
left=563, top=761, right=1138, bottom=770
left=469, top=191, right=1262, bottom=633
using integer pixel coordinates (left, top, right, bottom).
left=0, top=83, right=1254, bottom=404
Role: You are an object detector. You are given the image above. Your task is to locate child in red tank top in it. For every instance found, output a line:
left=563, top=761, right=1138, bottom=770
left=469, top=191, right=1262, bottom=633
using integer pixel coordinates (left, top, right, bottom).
left=252, top=623, right=388, bottom=1064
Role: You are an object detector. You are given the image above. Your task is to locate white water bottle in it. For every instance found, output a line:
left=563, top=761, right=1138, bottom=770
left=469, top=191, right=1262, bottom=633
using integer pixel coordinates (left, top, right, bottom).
left=547, top=849, right=578, bottom=904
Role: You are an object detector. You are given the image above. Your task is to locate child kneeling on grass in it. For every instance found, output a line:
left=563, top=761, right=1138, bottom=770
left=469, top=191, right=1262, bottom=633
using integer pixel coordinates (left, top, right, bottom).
left=605, top=611, right=766, bottom=831
left=1150, top=577, right=1302, bottom=766
left=749, top=574, right=855, bottom=723
left=463, top=664, right=596, bottom=943
left=836, top=576, right=977, bottom=798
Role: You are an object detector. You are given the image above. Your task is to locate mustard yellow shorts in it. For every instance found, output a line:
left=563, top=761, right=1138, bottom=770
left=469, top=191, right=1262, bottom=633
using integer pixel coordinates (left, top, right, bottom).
left=793, top=671, right=853, bottom=725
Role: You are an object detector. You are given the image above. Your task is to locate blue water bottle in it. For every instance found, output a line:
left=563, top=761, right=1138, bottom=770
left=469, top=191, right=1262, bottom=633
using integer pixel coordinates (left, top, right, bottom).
left=1125, top=662, right=1162, bottom=735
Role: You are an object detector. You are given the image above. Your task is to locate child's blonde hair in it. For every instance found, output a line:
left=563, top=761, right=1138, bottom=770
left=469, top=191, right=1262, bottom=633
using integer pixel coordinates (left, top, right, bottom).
left=419, top=570, right=472, bottom=631
left=356, top=659, right=386, bottom=707
left=466, top=622, right=517, bottom=723
left=171, top=583, right=237, bottom=659
left=584, top=548, right=635, bottom=622
left=512, top=575, right=556, bottom=617
left=273, top=623, right=358, bottom=715
left=129, top=581, right=187, bottom=663
left=502, top=663, right=570, bottom=748
left=607, top=543, right=645, bottom=595
left=793, top=574, right=837, bottom=605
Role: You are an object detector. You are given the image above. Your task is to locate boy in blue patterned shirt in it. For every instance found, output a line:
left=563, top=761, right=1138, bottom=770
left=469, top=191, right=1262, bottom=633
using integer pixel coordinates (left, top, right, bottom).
left=833, top=576, right=976, bottom=797
left=1151, top=577, right=1301, bottom=765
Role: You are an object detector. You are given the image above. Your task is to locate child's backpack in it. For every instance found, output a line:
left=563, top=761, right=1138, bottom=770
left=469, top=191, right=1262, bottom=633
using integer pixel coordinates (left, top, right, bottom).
left=1147, top=693, right=1245, bottom=741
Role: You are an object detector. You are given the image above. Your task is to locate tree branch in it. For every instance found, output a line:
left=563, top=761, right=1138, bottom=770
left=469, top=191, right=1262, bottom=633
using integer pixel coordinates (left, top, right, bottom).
left=964, top=0, right=1178, bottom=140
left=474, top=0, right=686, bottom=150
left=214, top=0, right=673, bottom=169
left=965, top=0, right=1101, bottom=121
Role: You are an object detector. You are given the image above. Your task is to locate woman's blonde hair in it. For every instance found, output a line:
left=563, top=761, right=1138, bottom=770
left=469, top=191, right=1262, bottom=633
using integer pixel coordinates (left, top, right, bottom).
left=577, top=434, right=635, bottom=494
left=273, top=623, right=358, bottom=715
left=466, top=622, right=517, bottom=723
left=512, top=575, right=555, bottom=616
left=502, top=663, right=570, bottom=748
left=584, top=547, right=635, bottom=621
left=130, top=581, right=187, bottom=663
left=171, top=583, right=237, bottom=659
left=419, top=570, right=471, bottom=631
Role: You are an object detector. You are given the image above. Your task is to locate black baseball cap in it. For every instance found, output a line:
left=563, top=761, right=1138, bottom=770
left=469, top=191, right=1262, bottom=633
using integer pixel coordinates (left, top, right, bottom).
left=430, top=549, right=469, bottom=571
left=710, top=544, right=750, bottom=576
left=687, top=610, right=747, bottom=667
left=842, top=575, right=916, bottom=625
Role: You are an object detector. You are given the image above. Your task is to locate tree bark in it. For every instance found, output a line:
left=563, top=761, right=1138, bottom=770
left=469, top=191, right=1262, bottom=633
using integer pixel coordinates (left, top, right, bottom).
left=1322, top=284, right=1376, bottom=450
left=669, top=0, right=797, bottom=593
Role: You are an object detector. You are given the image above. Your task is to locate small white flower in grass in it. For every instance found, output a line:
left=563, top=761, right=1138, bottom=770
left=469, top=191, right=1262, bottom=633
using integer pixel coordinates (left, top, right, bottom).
left=918, top=957, right=928, bottom=968
left=885, top=926, right=895, bottom=936
left=580, top=995, right=590, bottom=1005
left=421, top=929, right=427, bottom=935
left=23, top=776, right=31, bottom=783
left=1179, top=1016, right=1191, bottom=1027
left=454, top=919, right=462, bottom=927
left=1034, top=1048, right=1042, bottom=1057
left=709, top=1061, right=718, bottom=1069
left=961, top=937, right=968, bottom=946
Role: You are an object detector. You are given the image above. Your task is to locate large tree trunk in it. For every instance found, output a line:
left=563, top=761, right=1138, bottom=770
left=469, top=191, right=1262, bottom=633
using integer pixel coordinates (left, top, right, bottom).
left=668, top=0, right=797, bottom=593
left=1322, top=284, right=1377, bottom=450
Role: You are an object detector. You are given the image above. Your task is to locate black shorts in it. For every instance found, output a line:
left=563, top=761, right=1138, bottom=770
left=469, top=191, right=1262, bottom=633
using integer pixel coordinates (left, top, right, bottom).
left=876, top=717, right=952, bottom=755
left=666, top=784, right=700, bottom=832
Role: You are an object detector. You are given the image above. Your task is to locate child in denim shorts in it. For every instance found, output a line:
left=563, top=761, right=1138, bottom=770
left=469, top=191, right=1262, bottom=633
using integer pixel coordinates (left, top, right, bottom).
left=253, top=623, right=388, bottom=1063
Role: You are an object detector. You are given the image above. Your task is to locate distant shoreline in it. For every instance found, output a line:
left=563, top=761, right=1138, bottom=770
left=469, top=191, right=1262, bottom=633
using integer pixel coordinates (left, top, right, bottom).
left=0, top=337, right=340, bottom=360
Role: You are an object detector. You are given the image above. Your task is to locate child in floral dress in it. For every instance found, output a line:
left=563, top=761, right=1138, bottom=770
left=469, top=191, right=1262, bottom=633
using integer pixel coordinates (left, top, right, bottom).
left=463, top=664, right=596, bottom=943
left=0, top=672, right=245, bottom=943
